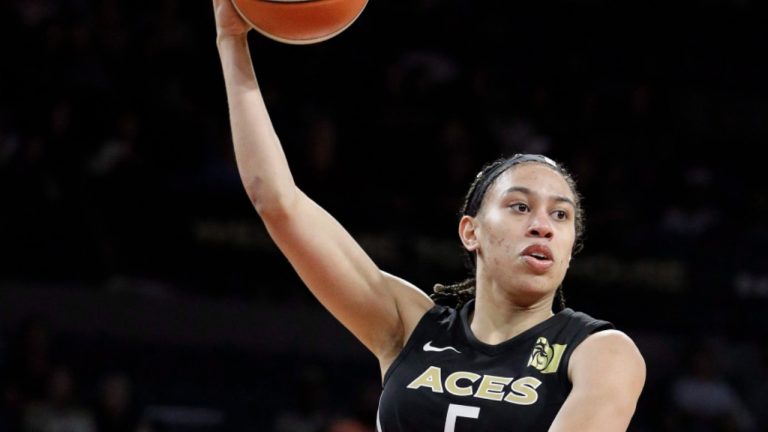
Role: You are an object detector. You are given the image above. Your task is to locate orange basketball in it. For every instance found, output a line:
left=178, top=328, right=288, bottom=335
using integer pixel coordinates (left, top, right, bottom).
left=230, top=0, right=369, bottom=45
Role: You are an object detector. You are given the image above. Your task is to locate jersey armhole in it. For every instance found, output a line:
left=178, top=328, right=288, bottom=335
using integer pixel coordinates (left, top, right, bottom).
left=381, top=304, right=447, bottom=387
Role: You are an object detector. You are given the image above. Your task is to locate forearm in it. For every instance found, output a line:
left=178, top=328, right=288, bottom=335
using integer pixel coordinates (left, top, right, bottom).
left=216, top=35, right=297, bottom=214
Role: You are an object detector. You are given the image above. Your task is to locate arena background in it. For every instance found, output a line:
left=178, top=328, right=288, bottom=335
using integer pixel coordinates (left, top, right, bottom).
left=1, top=0, right=767, bottom=431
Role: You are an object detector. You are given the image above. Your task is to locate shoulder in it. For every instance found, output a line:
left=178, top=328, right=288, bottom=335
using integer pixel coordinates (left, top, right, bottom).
left=575, top=329, right=643, bottom=359
left=569, top=330, right=646, bottom=397
left=550, top=330, right=646, bottom=430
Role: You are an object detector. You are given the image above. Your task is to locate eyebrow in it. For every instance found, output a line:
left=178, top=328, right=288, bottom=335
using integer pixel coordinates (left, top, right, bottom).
left=502, top=186, right=576, bottom=208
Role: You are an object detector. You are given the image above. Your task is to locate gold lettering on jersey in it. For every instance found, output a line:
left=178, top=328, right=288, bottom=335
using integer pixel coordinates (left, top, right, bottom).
left=504, top=376, right=542, bottom=405
left=407, top=366, right=444, bottom=393
left=527, top=337, right=566, bottom=374
left=445, top=371, right=481, bottom=396
left=475, top=375, right=513, bottom=401
left=407, top=366, right=542, bottom=406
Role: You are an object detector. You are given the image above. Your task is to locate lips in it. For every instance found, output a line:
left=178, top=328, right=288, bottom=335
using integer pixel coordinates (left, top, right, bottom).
left=521, top=244, right=554, bottom=273
left=522, top=244, right=553, bottom=261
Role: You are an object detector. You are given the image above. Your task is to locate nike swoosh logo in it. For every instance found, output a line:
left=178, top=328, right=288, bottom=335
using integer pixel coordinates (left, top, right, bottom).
left=423, top=341, right=461, bottom=353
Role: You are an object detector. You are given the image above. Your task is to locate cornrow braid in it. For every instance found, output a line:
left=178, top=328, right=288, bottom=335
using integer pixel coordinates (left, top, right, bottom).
left=555, top=286, right=566, bottom=311
left=430, top=278, right=476, bottom=309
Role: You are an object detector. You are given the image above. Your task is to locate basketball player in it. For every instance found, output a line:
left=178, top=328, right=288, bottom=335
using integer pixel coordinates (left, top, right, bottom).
left=212, top=0, right=645, bottom=430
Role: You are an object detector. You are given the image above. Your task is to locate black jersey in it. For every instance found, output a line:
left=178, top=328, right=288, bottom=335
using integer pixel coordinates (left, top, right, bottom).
left=377, top=299, right=613, bottom=431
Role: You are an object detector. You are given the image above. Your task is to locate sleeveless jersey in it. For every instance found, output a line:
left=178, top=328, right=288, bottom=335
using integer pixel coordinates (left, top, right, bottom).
left=377, top=299, right=613, bottom=431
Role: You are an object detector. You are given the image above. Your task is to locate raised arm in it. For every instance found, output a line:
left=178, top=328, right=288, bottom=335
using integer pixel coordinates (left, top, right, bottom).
left=211, top=0, right=433, bottom=369
left=549, top=330, right=646, bottom=431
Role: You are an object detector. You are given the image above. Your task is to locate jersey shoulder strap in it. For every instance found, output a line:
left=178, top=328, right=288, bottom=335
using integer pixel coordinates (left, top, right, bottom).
left=552, top=308, right=615, bottom=388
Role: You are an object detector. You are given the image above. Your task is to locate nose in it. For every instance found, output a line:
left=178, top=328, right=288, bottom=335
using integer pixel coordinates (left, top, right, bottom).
left=527, top=213, right=554, bottom=239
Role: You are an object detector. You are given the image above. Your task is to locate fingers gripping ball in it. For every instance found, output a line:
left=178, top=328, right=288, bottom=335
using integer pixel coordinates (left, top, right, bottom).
left=230, top=0, right=369, bottom=45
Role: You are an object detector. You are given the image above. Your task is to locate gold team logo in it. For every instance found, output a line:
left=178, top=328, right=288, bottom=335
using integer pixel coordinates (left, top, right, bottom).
left=527, top=337, right=566, bottom=374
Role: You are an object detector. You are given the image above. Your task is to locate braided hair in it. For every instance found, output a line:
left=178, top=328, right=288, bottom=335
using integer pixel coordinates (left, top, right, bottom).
left=430, top=154, right=585, bottom=310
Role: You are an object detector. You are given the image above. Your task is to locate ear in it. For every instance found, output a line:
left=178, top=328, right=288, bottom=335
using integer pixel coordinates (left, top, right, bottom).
left=459, top=215, right=480, bottom=252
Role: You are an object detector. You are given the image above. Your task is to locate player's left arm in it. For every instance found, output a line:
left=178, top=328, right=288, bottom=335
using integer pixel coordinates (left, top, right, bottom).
left=549, top=330, right=646, bottom=432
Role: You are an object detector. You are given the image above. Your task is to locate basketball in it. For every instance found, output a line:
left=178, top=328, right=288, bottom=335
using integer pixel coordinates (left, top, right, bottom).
left=230, top=0, right=368, bottom=45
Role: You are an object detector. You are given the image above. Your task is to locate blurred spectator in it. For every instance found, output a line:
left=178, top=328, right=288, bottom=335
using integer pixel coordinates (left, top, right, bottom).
left=94, top=372, right=146, bottom=432
left=22, top=365, right=95, bottom=432
left=667, top=345, right=756, bottom=431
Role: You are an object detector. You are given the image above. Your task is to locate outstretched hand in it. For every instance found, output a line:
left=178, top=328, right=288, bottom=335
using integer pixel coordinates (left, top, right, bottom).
left=212, top=0, right=251, bottom=39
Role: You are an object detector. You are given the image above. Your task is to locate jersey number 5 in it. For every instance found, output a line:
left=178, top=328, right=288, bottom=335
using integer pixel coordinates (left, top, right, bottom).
left=444, top=403, right=480, bottom=432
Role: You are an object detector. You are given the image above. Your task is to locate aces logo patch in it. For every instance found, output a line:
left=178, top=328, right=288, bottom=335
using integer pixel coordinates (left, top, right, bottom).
left=527, top=337, right=566, bottom=374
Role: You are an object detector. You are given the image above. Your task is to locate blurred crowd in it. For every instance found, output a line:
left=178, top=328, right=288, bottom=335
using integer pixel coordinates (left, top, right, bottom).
left=0, top=315, right=382, bottom=431
left=1, top=317, right=151, bottom=432
left=1, top=0, right=767, bottom=431
left=1, top=315, right=766, bottom=431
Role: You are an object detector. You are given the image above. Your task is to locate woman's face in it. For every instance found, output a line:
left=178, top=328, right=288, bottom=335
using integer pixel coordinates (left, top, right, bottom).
left=461, top=163, right=577, bottom=301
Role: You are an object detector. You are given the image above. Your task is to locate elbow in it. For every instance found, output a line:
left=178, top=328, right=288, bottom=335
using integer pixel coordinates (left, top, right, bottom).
left=242, top=176, right=296, bottom=218
left=253, top=198, right=292, bottom=219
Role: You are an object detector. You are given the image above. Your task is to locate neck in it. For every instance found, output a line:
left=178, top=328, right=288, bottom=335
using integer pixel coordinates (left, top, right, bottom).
left=469, top=278, right=556, bottom=346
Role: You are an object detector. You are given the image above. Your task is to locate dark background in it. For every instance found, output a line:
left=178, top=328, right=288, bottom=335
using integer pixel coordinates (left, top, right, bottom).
left=1, top=0, right=767, bottom=431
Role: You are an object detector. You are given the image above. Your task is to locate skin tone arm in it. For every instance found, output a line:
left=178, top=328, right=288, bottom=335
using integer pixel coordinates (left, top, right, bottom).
left=211, top=0, right=433, bottom=374
left=549, top=330, right=646, bottom=431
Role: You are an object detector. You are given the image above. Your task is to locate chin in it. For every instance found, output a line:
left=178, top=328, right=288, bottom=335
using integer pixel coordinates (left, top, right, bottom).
left=504, top=281, right=556, bottom=307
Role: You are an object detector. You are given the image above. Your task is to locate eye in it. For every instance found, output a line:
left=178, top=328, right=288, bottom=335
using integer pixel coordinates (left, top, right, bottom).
left=552, top=209, right=569, bottom=221
left=509, top=203, right=530, bottom=213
